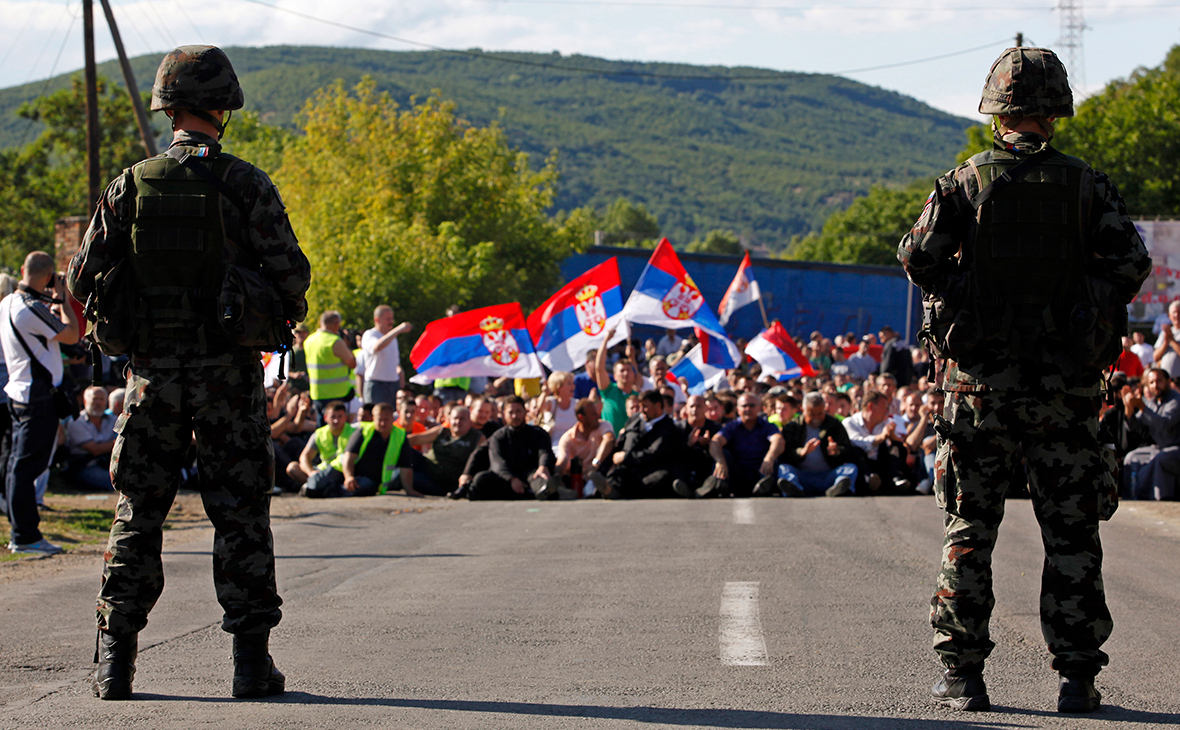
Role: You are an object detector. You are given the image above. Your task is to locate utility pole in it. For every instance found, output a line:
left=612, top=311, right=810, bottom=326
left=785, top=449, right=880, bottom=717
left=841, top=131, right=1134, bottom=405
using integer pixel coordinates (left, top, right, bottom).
left=82, top=0, right=101, bottom=213
left=1057, top=0, right=1086, bottom=93
left=99, top=0, right=157, bottom=158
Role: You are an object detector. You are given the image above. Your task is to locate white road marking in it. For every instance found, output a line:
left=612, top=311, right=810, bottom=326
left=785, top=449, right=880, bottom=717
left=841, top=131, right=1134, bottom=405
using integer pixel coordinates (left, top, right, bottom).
left=732, top=498, right=754, bottom=525
left=720, top=581, right=768, bottom=666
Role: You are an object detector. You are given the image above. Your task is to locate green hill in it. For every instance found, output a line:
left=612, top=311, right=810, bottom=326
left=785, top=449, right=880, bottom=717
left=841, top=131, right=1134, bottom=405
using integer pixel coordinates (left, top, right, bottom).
left=0, top=46, right=974, bottom=247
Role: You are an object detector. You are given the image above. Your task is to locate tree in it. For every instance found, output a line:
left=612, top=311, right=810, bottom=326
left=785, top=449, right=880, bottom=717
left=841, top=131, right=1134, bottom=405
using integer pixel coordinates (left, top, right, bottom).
left=1055, top=45, right=1180, bottom=217
left=599, top=197, right=660, bottom=248
left=785, top=181, right=931, bottom=266
left=955, top=123, right=991, bottom=165
left=686, top=229, right=743, bottom=255
left=276, top=78, right=593, bottom=348
left=0, top=74, right=156, bottom=270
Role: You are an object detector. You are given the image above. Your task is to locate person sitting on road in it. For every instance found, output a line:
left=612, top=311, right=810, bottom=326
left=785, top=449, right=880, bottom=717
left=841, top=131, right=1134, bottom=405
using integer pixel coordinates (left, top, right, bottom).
left=65, top=386, right=117, bottom=491
left=463, top=396, right=558, bottom=501
left=301, top=402, right=413, bottom=498
left=1122, top=367, right=1180, bottom=500
left=706, top=392, right=786, bottom=498
left=289, top=400, right=355, bottom=489
left=777, top=392, right=858, bottom=497
left=555, top=398, right=615, bottom=498
left=677, top=394, right=723, bottom=496
left=421, top=404, right=486, bottom=496
left=843, top=390, right=911, bottom=494
left=601, top=390, right=686, bottom=500
left=902, top=390, right=943, bottom=495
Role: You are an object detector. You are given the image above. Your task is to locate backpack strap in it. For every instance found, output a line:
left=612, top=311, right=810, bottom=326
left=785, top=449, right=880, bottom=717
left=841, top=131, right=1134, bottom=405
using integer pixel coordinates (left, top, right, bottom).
left=164, top=146, right=251, bottom=220
left=969, top=147, right=1058, bottom=210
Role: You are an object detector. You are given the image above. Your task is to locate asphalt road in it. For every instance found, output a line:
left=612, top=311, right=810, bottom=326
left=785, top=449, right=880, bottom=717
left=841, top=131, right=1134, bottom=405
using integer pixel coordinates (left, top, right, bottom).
left=2, top=494, right=1179, bottom=729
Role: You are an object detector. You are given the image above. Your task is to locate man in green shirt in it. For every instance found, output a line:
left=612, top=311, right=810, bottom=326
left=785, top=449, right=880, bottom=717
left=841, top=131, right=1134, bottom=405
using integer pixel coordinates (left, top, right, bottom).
left=594, top=325, right=641, bottom=433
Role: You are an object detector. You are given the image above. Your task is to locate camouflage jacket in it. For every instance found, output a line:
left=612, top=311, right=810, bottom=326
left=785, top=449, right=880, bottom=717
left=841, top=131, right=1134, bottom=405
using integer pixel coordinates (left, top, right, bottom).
left=898, top=130, right=1151, bottom=394
left=68, top=131, right=311, bottom=369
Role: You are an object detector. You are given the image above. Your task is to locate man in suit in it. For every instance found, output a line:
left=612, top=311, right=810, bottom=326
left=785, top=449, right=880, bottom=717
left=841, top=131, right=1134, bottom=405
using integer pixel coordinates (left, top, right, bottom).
left=602, top=390, right=685, bottom=499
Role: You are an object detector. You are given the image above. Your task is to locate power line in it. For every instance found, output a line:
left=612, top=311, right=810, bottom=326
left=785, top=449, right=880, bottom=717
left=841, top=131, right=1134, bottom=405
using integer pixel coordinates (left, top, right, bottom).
left=236, top=0, right=1009, bottom=80
left=466, top=0, right=1050, bottom=10
left=19, top=5, right=81, bottom=147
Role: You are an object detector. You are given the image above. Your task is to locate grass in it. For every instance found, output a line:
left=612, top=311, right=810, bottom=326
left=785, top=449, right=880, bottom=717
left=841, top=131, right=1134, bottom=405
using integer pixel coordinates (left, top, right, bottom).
left=0, top=494, right=116, bottom=561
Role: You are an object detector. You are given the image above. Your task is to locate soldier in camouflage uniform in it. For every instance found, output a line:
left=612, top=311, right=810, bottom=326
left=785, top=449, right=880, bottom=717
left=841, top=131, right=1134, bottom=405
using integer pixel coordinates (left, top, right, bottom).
left=898, top=47, right=1151, bottom=713
left=67, top=46, right=311, bottom=700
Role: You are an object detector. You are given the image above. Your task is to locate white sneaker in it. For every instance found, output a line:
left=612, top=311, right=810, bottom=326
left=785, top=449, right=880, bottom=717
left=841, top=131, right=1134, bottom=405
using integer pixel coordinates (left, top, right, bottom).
left=8, top=539, right=63, bottom=555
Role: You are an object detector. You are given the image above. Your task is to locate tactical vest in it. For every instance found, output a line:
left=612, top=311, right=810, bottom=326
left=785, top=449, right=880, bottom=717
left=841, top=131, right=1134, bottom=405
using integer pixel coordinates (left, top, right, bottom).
left=313, top=422, right=355, bottom=468
left=329, top=421, right=406, bottom=493
left=130, top=148, right=233, bottom=351
left=305, top=330, right=351, bottom=400
left=965, top=148, right=1089, bottom=360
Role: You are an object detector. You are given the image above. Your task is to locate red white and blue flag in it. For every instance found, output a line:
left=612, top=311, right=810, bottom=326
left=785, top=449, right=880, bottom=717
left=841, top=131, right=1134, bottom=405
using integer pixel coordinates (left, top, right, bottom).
left=668, top=327, right=742, bottom=395
left=527, top=258, right=630, bottom=373
left=620, top=238, right=726, bottom=338
left=744, top=321, right=816, bottom=381
left=717, top=251, right=761, bottom=327
left=410, top=303, right=543, bottom=384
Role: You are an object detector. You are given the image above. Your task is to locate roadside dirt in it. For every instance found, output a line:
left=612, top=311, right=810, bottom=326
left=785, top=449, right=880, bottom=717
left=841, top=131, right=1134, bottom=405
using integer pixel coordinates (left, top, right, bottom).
left=0, top=491, right=449, bottom=585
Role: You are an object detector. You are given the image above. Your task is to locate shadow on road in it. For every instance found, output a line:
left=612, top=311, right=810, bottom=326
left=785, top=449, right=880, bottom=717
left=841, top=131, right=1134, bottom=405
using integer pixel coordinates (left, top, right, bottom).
left=126, top=692, right=1066, bottom=728
left=162, top=552, right=470, bottom=560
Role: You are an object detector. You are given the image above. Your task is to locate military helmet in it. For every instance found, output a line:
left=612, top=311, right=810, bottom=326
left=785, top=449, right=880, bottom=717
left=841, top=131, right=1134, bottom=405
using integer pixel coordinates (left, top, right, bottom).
left=979, top=47, right=1073, bottom=118
left=150, top=45, right=244, bottom=112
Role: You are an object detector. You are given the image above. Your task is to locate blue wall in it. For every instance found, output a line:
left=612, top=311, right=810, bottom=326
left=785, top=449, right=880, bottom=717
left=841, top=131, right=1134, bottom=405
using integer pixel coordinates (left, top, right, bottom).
left=561, top=247, right=922, bottom=344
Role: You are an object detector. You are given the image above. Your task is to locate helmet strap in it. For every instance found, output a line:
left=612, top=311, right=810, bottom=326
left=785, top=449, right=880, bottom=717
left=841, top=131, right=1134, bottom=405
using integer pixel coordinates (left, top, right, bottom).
left=188, top=109, right=227, bottom=140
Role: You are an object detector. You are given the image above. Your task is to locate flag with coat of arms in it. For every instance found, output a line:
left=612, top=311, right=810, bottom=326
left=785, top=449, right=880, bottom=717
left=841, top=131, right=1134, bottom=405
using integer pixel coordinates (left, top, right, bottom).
left=527, top=258, right=630, bottom=373
left=409, top=303, right=544, bottom=384
left=619, top=238, right=727, bottom=338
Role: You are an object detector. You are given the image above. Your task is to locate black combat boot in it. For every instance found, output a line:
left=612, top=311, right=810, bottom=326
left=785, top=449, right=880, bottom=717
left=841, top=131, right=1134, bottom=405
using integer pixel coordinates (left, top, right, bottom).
left=92, top=630, right=137, bottom=700
left=232, top=632, right=286, bottom=699
left=1058, top=674, right=1101, bottom=713
left=932, top=666, right=990, bottom=711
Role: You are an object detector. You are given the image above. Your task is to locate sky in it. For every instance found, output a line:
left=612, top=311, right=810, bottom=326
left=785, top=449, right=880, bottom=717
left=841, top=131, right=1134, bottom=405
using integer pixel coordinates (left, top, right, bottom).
left=0, top=0, right=1177, bottom=121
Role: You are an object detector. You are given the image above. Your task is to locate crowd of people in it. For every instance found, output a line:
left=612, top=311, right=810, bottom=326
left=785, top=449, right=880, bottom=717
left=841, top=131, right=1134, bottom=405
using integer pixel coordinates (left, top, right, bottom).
left=8, top=300, right=1177, bottom=507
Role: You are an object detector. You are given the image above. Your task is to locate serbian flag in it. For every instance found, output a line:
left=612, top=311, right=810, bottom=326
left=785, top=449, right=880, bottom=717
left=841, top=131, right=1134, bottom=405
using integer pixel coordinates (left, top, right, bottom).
left=620, top=238, right=726, bottom=338
left=410, top=303, right=543, bottom=384
left=718, top=251, right=761, bottom=327
left=527, top=258, right=630, bottom=373
left=669, top=327, right=742, bottom=395
left=745, top=321, right=816, bottom=381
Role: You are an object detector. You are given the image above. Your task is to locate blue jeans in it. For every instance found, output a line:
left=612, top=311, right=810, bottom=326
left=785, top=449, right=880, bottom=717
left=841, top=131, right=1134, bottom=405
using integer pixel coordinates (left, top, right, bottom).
left=75, top=463, right=114, bottom=491
left=777, top=463, right=859, bottom=496
left=7, top=397, right=57, bottom=544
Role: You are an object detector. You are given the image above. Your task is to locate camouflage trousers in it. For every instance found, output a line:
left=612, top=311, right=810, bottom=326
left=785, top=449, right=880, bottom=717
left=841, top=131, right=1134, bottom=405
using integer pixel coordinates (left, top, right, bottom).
left=97, top=362, right=282, bottom=636
left=931, top=391, right=1115, bottom=676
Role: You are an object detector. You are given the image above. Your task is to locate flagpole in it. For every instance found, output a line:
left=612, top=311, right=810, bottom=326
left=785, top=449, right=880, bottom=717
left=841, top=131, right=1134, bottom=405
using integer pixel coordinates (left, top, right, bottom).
left=756, top=293, right=770, bottom=330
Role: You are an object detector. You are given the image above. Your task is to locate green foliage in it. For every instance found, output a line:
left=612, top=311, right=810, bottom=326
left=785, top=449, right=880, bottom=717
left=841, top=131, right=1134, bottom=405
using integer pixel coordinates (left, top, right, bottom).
left=279, top=78, right=590, bottom=342
left=0, top=74, right=154, bottom=270
left=599, top=197, right=660, bottom=248
left=0, top=47, right=975, bottom=245
left=1055, top=45, right=1180, bottom=217
left=956, top=123, right=992, bottom=165
left=784, top=181, right=931, bottom=265
left=222, top=109, right=295, bottom=172
left=686, top=229, right=743, bottom=255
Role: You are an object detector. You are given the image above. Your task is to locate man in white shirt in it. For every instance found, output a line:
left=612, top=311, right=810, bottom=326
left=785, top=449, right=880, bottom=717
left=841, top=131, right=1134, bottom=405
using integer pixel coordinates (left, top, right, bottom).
left=1130, top=331, right=1154, bottom=369
left=0, top=251, right=79, bottom=555
left=843, top=390, right=910, bottom=494
left=640, top=355, right=686, bottom=404
left=1154, top=300, right=1180, bottom=378
left=66, top=386, right=118, bottom=491
left=360, top=305, right=412, bottom=406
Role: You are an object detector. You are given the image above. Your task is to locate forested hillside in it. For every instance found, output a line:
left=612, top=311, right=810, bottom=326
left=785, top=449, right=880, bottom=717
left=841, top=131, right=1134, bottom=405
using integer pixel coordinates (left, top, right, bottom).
left=0, top=46, right=974, bottom=247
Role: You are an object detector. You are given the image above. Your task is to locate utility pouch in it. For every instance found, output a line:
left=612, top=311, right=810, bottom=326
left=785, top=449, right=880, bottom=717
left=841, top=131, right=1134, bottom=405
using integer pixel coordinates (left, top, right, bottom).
left=83, top=258, right=138, bottom=357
